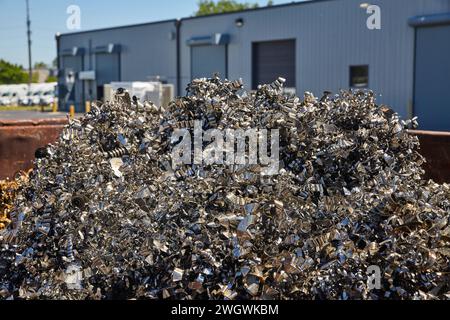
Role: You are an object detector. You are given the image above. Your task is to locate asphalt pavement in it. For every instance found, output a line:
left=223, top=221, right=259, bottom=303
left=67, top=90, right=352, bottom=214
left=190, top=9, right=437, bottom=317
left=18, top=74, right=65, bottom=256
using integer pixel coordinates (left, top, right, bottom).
left=0, top=111, right=70, bottom=120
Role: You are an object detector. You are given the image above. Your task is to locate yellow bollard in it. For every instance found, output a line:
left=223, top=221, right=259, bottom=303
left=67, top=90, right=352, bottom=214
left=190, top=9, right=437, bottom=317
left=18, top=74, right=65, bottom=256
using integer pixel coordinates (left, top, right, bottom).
left=52, top=101, right=58, bottom=113
left=69, top=105, right=75, bottom=119
left=85, top=101, right=91, bottom=114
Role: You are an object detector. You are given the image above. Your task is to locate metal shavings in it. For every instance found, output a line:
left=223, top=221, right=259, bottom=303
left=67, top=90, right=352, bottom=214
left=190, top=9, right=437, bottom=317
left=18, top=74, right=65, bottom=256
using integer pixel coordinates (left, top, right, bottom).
left=110, top=158, right=124, bottom=178
left=0, top=171, right=30, bottom=231
left=172, top=268, right=184, bottom=282
left=0, top=76, right=449, bottom=300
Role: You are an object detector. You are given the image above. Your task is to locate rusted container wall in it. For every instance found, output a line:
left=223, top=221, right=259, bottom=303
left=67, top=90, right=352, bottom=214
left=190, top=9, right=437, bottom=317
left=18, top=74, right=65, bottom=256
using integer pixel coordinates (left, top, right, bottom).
left=410, top=130, right=450, bottom=184
left=0, top=119, right=67, bottom=180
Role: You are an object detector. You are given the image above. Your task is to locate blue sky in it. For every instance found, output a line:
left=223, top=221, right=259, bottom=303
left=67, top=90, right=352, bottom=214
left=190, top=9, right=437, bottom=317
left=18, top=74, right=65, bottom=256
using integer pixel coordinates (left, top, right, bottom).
left=0, top=0, right=294, bottom=67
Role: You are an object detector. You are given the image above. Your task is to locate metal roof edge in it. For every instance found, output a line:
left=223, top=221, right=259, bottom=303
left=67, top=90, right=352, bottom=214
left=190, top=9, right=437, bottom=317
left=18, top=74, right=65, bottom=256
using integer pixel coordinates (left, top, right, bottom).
left=180, top=0, right=336, bottom=22
left=409, top=12, right=450, bottom=27
left=58, top=19, right=178, bottom=38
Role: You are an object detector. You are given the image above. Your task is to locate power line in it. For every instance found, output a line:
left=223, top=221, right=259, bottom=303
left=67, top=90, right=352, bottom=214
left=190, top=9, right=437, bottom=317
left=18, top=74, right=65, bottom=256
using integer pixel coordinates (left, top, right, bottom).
left=26, top=0, right=32, bottom=87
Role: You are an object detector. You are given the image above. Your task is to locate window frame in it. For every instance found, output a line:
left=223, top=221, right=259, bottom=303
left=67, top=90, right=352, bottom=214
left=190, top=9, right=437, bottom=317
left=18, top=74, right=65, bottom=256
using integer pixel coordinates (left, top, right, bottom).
left=349, top=65, right=369, bottom=88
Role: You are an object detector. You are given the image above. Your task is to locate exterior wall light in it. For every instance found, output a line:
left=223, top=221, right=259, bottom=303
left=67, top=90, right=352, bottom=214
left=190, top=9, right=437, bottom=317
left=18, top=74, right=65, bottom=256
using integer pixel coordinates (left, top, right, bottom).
left=235, top=18, right=244, bottom=27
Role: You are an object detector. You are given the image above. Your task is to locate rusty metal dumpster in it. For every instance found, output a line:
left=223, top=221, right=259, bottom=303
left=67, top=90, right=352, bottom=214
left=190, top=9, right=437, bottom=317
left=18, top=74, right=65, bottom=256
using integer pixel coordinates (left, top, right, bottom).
left=0, top=118, right=67, bottom=180
left=411, top=130, right=450, bottom=184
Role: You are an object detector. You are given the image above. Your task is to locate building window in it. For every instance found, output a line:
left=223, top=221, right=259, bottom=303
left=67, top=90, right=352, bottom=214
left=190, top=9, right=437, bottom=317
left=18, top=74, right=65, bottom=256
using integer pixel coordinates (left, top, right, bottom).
left=350, top=65, right=369, bottom=88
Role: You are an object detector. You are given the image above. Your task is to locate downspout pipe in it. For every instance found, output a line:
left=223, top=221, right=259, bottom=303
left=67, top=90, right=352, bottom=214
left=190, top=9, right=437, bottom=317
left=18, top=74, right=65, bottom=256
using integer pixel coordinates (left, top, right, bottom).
left=55, top=33, right=62, bottom=109
left=176, top=19, right=182, bottom=97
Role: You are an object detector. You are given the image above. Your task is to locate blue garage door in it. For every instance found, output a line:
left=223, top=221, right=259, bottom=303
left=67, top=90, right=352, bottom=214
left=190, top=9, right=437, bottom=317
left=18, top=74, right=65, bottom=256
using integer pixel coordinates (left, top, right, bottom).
left=414, top=25, right=450, bottom=131
left=191, top=45, right=227, bottom=80
left=96, top=53, right=120, bottom=100
left=252, top=39, right=296, bottom=90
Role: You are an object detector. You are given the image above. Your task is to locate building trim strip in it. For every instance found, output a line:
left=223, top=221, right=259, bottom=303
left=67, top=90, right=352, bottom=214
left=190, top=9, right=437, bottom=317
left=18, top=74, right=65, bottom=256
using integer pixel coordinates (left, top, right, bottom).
left=409, top=13, right=450, bottom=27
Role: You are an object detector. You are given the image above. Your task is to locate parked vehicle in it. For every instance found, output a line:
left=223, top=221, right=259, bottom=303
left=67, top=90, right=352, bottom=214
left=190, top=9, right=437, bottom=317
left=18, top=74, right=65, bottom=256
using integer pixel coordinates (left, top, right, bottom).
left=0, top=85, right=11, bottom=101
left=0, top=84, right=27, bottom=106
left=15, top=83, right=57, bottom=106
left=39, top=84, right=57, bottom=106
left=19, top=84, right=45, bottom=106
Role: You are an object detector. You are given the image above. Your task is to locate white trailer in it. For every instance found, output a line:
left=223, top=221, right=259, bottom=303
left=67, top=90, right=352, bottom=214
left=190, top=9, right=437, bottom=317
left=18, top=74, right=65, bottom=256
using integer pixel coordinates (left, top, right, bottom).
left=103, top=81, right=175, bottom=107
left=104, top=82, right=162, bottom=106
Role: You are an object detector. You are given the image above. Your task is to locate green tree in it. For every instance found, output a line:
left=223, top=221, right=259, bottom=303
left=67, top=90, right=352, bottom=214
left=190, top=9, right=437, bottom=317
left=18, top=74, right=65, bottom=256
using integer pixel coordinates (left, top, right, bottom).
left=32, top=72, right=40, bottom=83
left=46, top=75, right=58, bottom=83
left=34, top=61, right=48, bottom=69
left=0, top=59, right=28, bottom=84
left=195, top=0, right=271, bottom=16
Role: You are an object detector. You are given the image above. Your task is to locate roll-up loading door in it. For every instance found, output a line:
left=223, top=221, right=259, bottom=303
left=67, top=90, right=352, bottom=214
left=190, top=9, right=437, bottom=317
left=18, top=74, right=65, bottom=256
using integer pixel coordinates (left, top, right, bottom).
left=95, top=53, right=120, bottom=100
left=191, top=45, right=227, bottom=80
left=414, top=24, right=450, bottom=131
left=94, top=44, right=121, bottom=101
left=252, top=39, right=296, bottom=90
left=188, top=33, right=230, bottom=82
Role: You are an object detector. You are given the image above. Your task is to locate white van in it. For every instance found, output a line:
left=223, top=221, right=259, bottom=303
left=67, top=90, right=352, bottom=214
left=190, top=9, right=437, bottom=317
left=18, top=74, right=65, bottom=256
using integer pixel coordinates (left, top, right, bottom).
left=19, top=84, right=46, bottom=106
left=0, top=85, right=11, bottom=99
left=0, top=84, right=28, bottom=106
left=0, top=85, right=13, bottom=106
left=38, top=83, right=57, bottom=106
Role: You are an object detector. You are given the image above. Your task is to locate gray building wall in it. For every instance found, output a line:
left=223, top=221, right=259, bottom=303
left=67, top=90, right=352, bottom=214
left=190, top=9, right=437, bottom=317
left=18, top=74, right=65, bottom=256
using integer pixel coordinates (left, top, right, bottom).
left=58, top=20, right=177, bottom=111
left=57, top=0, right=450, bottom=120
left=179, top=0, right=450, bottom=118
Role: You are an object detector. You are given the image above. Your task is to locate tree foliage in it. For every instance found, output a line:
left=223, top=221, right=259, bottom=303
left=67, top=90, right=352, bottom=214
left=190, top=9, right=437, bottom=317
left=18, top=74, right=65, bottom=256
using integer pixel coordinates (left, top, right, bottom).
left=195, top=0, right=273, bottom=16
left=34, top=61, right=48, bottom=69
left=46, top=75, right=58, bottom=83
left=0, top=59, right=29, bottom=84
left=32, top=72, right=39, bottom=83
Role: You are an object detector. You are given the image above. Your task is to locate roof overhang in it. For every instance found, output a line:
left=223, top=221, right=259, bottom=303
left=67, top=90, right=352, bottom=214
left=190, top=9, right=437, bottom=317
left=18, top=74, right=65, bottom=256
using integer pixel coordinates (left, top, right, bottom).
left=187, top=33, right=230, bottom=46
left=94, top=43, right=122, bottom=54
left=409, top=13, right=450, bottom=27
left=61, top=47, right=85, bottom=56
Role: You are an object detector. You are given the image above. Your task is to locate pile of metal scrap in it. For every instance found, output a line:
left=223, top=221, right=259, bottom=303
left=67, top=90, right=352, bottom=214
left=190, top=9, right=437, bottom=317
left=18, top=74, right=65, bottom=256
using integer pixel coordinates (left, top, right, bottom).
left=0, top=77, right=449, bottom=300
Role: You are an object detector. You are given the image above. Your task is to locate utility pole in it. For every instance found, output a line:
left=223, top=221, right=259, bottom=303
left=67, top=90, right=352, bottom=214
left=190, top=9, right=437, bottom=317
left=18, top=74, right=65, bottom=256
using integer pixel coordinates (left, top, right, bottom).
left=26, top=0, right=32, bottom=87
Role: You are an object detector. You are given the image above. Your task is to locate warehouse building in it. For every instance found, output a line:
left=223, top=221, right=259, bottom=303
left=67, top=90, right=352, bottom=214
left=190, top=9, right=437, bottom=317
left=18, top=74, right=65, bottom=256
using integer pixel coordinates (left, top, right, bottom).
left=57, top=19, right=177, bottom=110
left=57, top=0, right=450, bottom=131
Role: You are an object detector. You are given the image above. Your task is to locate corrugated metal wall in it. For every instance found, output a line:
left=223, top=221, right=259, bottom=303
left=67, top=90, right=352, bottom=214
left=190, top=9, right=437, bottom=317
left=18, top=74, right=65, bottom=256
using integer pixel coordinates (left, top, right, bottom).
left=180, top=0, right=450, bottom=118
left=58, top=20, right=177, bottom=108
left=414, top=24, right=450, bottom=131
left=58, top=0, right=450, bottom=119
